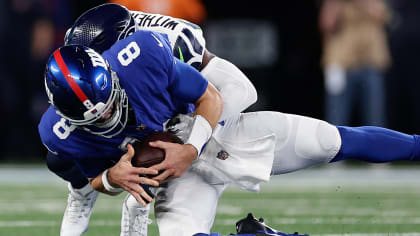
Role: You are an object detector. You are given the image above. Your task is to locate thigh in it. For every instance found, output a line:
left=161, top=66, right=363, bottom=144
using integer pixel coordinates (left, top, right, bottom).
left=46, top=152, right=88, bottom=189
left=154, top=170, right=228, bottom=236
left=270, top=113, right=341, bottom=175
left=215, top=112, right=341, bottom=176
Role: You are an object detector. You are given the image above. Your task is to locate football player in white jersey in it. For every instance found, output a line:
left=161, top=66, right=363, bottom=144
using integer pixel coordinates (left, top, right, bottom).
left=50, top=3, right=420, bottom=236
left=53, top=3, right=257, bottom=236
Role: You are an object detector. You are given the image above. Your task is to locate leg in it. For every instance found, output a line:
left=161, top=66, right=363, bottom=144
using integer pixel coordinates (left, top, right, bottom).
left=213, top=112, right=341, bottom=176
left=154, top=170, right=228, bottom=236
left=250, top=112, right=420, bottom=172
left=46, top=153, right=98, bottom=236
left=266, top=112, right=342, bottom=174
left=331, top=126, right=420, bottom=162
left=256, top=111, right=420, bottom=169
left=214, top=111, right=420, bottom=178
left=46, top=152, right=88, bottom=189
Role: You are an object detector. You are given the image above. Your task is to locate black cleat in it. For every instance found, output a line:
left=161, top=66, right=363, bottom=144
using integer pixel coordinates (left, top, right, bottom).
left=235, top=213, right=310, bottom=236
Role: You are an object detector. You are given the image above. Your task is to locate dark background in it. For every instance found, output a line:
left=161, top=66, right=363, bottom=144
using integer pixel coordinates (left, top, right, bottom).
left=1, top=0, right=419, bottom=161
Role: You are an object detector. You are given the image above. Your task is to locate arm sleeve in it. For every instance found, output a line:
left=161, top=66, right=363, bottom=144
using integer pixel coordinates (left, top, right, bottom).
left=200, top=57, right=257, bottom=121
left=169, top=58, right=208, bottom=103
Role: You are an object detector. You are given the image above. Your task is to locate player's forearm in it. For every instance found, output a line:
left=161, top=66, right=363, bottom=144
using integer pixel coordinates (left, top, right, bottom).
left=182, top=83, right=222, bottom=155
left=193, top=82, right=223, bottom=129
left=88, top=170, right=122, bottom=196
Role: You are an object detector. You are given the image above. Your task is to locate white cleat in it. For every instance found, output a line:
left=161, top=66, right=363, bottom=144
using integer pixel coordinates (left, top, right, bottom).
left=120, top=194, right=152, bottom=236
left=60, top=183, right=98, bottom=236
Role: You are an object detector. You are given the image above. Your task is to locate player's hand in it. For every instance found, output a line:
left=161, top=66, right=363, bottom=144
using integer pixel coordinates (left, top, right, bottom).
left=108, top=144, right=159, bottom=206
left=148, top=141, right=198, bottom=183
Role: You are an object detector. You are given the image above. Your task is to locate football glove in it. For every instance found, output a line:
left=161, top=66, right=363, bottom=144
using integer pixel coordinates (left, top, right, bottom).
left=163, top=113, right=194, bottom=143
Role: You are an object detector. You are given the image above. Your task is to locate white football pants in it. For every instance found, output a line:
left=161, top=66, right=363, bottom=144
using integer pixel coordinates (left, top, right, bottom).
left=154, top=111, right=342, bottom=235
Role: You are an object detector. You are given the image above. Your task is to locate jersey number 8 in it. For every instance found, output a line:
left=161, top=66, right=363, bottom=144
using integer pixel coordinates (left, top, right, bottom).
left=118, top=42, right=141, bottom=66
left=53, top=118, right=76, bottom=139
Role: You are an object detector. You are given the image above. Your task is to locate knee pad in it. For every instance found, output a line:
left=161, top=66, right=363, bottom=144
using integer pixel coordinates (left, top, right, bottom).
left=295, top=117, right=341, bottom=163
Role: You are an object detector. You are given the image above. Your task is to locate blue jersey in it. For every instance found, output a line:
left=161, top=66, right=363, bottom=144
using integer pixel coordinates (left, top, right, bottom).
left=38, top=30, right=208, bottom=178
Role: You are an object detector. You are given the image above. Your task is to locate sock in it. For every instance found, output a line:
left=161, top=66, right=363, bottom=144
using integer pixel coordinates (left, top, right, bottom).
left=331, top=126, right=420, bottom=162
left=71, top=182, right=93, bottom=196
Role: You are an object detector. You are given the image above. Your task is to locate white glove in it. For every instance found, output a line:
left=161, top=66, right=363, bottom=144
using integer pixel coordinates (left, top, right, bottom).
left=163, top=113, right=195, bottom=143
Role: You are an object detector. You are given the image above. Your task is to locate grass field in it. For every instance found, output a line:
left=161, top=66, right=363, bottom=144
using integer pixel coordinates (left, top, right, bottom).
left=1, top=163, right=420, bottom=236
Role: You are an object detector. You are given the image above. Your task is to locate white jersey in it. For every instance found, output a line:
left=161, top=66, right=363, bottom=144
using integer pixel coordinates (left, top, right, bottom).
left=130, top=11, right=206, bottom=70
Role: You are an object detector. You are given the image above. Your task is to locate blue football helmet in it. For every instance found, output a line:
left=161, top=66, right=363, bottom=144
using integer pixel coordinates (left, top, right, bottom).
left=44, top=45, right=128, bottom=138
left=64, top=3, right=138, bottom=53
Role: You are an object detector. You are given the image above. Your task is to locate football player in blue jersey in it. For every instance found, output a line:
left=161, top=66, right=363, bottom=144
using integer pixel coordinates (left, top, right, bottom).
left=44, top=4, right=258, bottom=236
left=39, top=3, right=420, bottom=236
left=41, top=31, right=223, bottom=235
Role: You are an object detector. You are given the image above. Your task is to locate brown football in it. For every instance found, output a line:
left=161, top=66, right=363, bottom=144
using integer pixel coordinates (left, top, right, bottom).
left=131, top=131, right=183, bottom=168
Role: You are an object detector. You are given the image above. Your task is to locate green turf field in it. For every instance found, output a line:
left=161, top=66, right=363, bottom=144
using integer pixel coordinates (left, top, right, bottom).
left=1, top=164, right=420, bottom=236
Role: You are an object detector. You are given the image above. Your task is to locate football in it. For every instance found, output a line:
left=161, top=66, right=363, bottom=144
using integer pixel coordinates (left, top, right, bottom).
left=131, top=131, right=183, bottom=168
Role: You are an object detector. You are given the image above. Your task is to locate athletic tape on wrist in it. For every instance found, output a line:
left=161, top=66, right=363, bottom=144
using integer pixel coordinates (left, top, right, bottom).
left=186, top=115, right=212, bottom=159
left=102, top=169, right=123, bottom=193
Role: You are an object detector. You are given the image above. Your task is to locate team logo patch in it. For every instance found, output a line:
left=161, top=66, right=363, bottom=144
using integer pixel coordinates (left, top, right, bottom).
left=216, top=150, right=229, bottom=160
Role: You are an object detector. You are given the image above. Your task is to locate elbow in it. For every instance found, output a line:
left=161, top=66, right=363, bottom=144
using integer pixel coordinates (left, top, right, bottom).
left=237, top=78, right=258, bottom=108
left=248, top=82, right=258, bottom=106
left=237, top=71, right=258, bottom=107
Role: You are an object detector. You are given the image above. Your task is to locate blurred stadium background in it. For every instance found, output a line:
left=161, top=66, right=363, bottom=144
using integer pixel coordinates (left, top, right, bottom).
left=1, top=0, right=420, bottom=235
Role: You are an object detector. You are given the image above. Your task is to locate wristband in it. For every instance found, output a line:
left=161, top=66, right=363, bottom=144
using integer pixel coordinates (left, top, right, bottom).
left=102, top=169, right=123, bottom=193
left=185, top=115, right=212, bottom=158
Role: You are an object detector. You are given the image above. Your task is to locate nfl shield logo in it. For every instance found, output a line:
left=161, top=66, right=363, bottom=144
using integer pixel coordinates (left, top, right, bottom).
left=216, top=150, right=229, bottom=160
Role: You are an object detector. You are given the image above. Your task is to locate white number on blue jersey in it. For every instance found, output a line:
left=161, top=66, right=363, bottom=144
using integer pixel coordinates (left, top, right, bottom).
left=117, top=41, right=141, bottom=66
left=53, top=118, right=76, bottom=139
